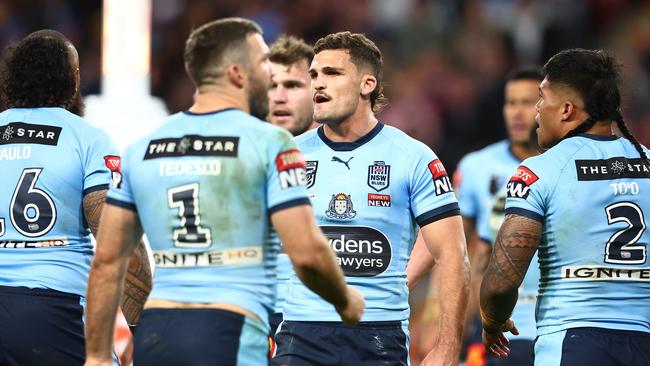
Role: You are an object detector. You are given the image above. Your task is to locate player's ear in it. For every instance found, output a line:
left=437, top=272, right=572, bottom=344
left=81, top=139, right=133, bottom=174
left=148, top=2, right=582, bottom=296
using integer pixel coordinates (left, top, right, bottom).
left=227, top=64, right=246, bottom=88
left=360, top=74, right=377, bottom=99
left=561, top=100, right=574, bottom=122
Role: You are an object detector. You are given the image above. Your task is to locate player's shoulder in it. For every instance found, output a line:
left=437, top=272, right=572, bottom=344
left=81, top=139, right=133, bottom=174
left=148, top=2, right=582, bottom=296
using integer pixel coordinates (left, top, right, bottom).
left=294, top=127, right=319, bottom=147
left=380, top=123, right=435, bottom=156
left=517, top=140, right=580, bottom=181
left=460, top=140, right=510, bottom=167
left=45, top=108, right=113, bottom=142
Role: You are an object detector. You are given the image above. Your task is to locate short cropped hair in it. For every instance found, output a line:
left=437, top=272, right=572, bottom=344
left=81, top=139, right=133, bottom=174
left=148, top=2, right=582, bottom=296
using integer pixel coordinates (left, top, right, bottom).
left=184, top=17, right=262, bottom=87
left=269, top=35, right=314, bottom=67
left=1, top=30, right=76, bottom=109
left=314, top=32, right=386, bottom=113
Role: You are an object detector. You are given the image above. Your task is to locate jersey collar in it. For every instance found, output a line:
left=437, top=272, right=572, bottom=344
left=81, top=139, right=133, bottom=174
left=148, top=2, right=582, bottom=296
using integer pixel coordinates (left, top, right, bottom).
left=317, top=122, right=384, bottom=151
left=182, top=107, right=239, bottom=116
left=577, top=133, right=619, bottom=141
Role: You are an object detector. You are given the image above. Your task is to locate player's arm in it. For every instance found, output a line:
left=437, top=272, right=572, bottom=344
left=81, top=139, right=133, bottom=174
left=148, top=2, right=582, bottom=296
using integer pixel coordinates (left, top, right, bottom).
left=271, top=204, right=364, bottom=325
left=479, top=214, right=540, bottom=358
left=406, top=232, right=432, bottom=289
left=83, top=189, right=152, bottom=325
left=420, top=214, right=470, bottom=363
left=85, top=204, right=143, bottom=364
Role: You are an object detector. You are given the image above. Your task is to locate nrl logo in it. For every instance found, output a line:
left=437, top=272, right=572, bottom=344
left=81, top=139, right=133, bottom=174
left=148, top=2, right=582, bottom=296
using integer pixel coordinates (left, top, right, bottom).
left=325, top=193, right=357, bottom=220
left=367, top=161, right=390, bottom=192
left=306, top=161, right=318, bottom=188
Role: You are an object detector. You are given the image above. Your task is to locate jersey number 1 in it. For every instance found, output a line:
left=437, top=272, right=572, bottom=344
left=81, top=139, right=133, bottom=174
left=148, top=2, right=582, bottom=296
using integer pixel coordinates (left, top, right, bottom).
left=168, top=183, right=212, bottom=248
left=604, top=202, right=647, bottom=264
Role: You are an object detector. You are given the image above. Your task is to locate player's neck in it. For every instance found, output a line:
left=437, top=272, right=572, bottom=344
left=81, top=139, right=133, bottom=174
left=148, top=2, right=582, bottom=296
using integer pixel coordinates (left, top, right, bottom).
left=509, top=142, right=537, bottom=161
left=189, top=87, right=248, bottom=114
left=583, top=121, right=614, bottom=136
left=322, top=108, right=378, bottom=143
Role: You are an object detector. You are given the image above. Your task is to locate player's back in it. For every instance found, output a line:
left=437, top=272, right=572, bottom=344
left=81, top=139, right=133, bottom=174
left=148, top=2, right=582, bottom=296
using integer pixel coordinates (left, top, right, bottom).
left=110, top=108, right=307, bottom=323
left=506, top=134, right=650, bottom=335
left=0, top=107, right=117, bottom=297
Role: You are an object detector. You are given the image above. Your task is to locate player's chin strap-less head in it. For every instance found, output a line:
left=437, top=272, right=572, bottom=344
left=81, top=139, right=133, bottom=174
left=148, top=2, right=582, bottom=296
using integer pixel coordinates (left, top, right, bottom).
left=543, top=48, right=649, bottom=165
left=1, top=29, right=78, bottom=112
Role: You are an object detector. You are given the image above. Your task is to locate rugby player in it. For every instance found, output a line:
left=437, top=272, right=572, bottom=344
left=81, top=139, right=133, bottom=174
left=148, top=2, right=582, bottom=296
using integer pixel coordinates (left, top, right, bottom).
left=481, top=48, right=650, bottom=366
left=84, top=18, right=363, bottom=366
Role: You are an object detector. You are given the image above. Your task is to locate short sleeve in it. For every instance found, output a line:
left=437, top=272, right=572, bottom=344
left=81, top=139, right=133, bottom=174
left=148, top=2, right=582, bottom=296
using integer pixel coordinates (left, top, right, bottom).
left=106, top=144, right=136, bottom=211
left=504, top=159, right=547, bottom=222
left=410, top=146, right=460, bottom=227
left=266, top=129, right=311, bottom=215
left=83, top=128, right=120, bottom=195
left=454, top=156, right=478, bottom=219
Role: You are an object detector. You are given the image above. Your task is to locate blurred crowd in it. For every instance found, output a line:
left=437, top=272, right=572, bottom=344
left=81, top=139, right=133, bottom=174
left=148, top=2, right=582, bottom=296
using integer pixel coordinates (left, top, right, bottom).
left=2, top=0, right=650, bottom=171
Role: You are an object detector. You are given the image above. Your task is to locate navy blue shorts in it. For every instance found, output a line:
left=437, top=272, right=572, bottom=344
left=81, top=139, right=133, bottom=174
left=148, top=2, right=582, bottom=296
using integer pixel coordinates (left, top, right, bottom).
left=133, top=308, right=269, bottom=366
left=536, top=327, right=650, bottom=366
left=269, top=312, right=283, bottom=338
left=487, top=339, right=534, bottom=366
left=0, top=285, right=85, bottom=366
left=272, top=320, right=409, bottom=366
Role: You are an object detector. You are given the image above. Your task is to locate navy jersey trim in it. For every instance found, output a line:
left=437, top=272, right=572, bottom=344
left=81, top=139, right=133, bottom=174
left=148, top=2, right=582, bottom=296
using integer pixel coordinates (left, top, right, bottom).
left=317, top=122, right=384, bottom=151
left=504, top=207, right=543, bottom=222
left=416, top=202, right=460, bottom=227
left=182, top=107, right=239, bottom=116
left=105, top=197, right=137, bottom=211
left=83, top=184, right=109, bottom=196
left=576, top=133, right=619, bottom=141
left=268, top=197, right=311, bottom=215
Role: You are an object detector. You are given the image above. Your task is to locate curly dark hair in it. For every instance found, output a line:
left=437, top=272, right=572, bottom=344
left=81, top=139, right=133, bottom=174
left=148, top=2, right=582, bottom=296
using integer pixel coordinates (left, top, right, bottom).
left=314, top=32, right=386, bottom=114
left=1, top=30, right=78, bottom=111
left=543, top=48, right=648, bottom=163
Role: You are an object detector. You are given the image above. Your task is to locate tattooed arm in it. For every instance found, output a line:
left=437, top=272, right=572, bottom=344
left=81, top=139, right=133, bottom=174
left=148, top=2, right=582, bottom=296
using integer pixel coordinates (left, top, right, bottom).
left=83, top=190, right=152, bottom=325
left=479, top=214, right=541, bottom=358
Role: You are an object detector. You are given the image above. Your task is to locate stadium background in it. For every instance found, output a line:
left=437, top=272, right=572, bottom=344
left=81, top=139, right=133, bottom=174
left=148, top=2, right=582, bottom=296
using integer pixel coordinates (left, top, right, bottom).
left=2, top=0, right=650, bottom=365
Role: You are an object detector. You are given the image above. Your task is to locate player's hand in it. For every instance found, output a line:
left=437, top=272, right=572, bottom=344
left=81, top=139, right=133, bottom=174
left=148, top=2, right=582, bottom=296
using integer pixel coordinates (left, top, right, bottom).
left=336, top=286, right=365, bottom=325
left=420, top=346, right=461, bottom=366
left=482, top=318, right=519, bottom=359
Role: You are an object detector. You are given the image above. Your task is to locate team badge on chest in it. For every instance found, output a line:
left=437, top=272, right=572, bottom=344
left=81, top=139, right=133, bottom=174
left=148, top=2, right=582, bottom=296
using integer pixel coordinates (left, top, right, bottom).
left=326, top=193, right=357, bottom=220
left=306, top=161, right=318, bottom=188
left=367, top=161, right=390, bottom=192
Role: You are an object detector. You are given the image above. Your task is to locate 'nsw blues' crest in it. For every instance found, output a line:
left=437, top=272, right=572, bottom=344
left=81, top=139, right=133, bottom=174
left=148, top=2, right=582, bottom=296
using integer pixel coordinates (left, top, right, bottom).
left=325, top=193, right=357, bottom=220
left=306, top=161, right=318, bottom=188
left=368, top=161, right=390, bottom=192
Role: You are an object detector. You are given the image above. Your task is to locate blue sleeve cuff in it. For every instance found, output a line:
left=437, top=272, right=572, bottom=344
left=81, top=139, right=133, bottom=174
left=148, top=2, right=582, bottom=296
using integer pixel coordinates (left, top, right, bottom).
left=504, top=207, right=543, bottom=223
left=106, top=196, right=137, bottom=212
left=268, top=197, right=311, bottom=216
left=83, top=184, right=109, bottom=196
left=416, top=202, right=461, bottom=228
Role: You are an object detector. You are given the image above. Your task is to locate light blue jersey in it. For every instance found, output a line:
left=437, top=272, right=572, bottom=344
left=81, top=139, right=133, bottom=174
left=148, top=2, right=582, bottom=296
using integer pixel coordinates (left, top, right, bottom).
left=456, top=139, right=538, bottom=340
left=454, top=140, right=521, bottom=241
left=107, top=108, right=310, bottom=327
left=505, top=134, right=650, bottom=336
left=283, top=123, right=460, bottom=322
left=0, top=107, right=118, bottom=297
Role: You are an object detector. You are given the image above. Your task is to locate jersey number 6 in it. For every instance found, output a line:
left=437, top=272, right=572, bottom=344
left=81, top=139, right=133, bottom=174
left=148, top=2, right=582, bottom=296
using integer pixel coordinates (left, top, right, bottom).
left=0, top=168, right=57, bottom=238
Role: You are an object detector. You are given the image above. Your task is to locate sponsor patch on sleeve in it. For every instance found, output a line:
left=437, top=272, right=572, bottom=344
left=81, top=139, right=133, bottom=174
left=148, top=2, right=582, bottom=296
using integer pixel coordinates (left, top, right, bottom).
left=276, top=149, right=307, bottom=189
left=428, top=159, right=453, bottom=195
left=104, top=155, right=123, bottom=188
left=506, top=166, right=538, bottom=199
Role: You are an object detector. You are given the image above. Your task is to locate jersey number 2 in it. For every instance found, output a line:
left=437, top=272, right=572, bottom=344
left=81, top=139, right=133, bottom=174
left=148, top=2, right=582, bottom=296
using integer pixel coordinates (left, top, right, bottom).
left=168, top=183, right=212, bottom=248
left=604, top=202, right=647, bottom=264
left=0, top=168, right=57, bottom=237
